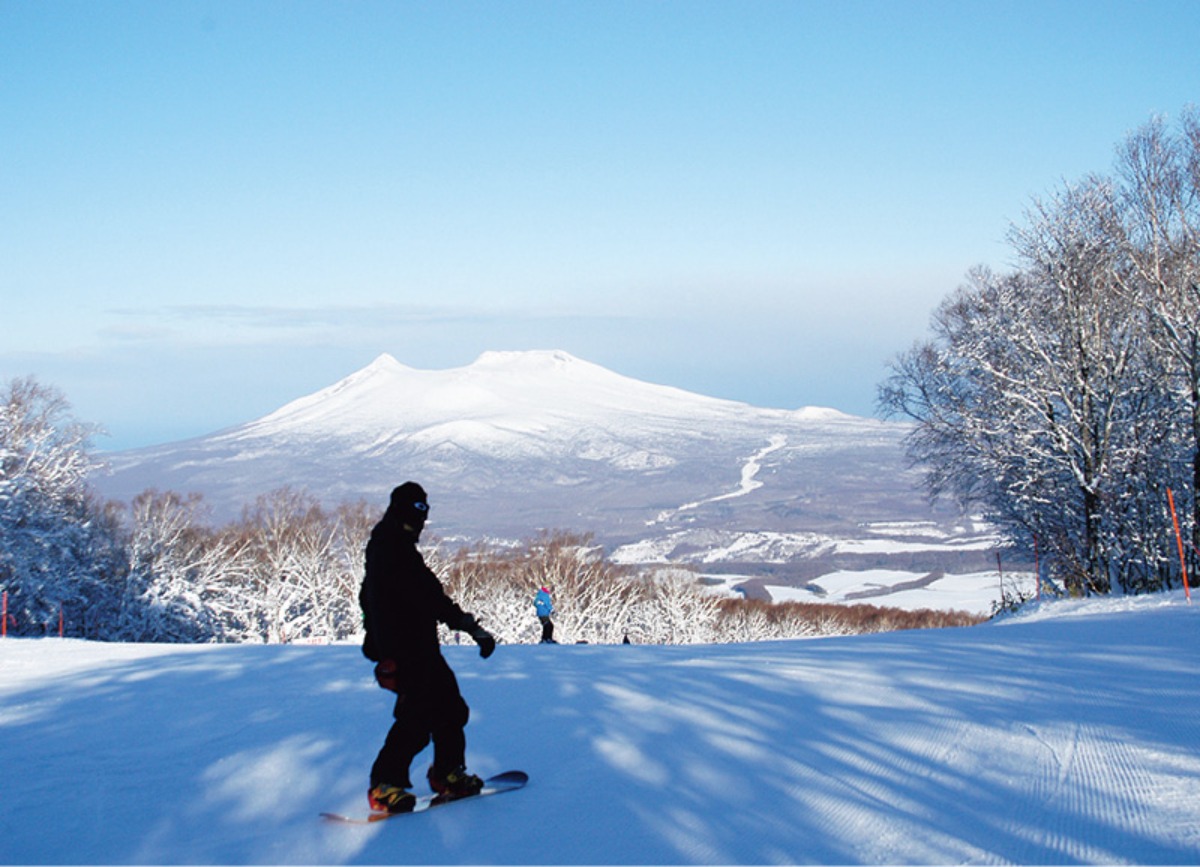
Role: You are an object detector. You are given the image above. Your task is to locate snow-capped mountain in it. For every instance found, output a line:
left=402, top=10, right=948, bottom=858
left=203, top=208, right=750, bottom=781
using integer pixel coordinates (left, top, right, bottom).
left=92, top=350, right=998, bottom=592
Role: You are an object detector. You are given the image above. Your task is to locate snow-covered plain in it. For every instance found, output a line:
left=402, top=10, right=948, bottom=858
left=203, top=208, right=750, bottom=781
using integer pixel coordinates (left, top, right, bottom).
left=760, top=569, right=1039, bottom=616
left=3, top=593, right=1199, bottom=865
left=692, top=567, right=1038, bottom=617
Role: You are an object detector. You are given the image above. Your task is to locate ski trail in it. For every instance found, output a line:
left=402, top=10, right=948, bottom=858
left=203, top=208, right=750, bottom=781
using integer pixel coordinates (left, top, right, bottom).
left=1006, top=719, right=1200, bottom=863
left=777, top=701, right=1200, bottom=865
left=786, top=715, right=995, bottom=864
left=651, top=435, right=786, bottom=524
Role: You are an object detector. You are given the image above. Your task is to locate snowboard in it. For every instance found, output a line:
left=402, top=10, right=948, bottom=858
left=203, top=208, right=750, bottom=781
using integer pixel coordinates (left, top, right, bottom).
left=321, top=771, right=528, bottom=824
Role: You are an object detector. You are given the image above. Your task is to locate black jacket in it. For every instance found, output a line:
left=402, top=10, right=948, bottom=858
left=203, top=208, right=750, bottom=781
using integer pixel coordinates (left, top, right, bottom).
left=360, top=512, right=473, bottom=665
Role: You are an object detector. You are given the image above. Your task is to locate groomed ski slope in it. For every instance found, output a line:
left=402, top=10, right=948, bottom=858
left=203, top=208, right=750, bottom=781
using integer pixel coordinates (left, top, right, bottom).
left=2, top=593, right=1199, bottom=865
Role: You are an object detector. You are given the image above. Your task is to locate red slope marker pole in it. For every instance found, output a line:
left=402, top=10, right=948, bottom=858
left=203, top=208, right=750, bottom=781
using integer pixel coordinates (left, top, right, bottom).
left=1167, top=488, right=1192, bottom=603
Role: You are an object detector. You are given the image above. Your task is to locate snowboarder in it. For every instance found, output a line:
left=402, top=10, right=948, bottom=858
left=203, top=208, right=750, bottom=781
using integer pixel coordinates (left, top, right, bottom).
left=359, top=482, right=497, bottom=814
left=534, top=585, right=555, bottom=643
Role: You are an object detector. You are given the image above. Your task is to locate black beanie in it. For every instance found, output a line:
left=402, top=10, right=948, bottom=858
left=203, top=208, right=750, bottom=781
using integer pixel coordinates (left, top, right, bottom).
left=389, top=481, right=429, bottom=527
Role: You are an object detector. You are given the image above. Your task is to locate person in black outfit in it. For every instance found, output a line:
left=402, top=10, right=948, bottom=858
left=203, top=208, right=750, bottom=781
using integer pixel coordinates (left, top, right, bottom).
left=359, top=481, right=497, bottom=813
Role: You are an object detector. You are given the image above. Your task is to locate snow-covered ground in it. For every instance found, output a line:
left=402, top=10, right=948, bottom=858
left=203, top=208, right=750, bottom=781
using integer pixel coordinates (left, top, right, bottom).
left=765, top=569, right=1038, bottom=615
left=3, top=592, right=1199, bottom=865
left=696, top=567, right=1038, bottom=617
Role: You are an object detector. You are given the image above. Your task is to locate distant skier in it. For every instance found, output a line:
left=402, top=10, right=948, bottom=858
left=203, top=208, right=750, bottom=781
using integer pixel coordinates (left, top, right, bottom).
left=358, top=482, right=497, bottom=814
left=534, top=585, right=556, bottom=644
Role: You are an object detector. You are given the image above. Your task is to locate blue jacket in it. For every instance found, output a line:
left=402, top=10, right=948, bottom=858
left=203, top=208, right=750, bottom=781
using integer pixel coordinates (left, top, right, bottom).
left=534, top=588, right=554, bottom=617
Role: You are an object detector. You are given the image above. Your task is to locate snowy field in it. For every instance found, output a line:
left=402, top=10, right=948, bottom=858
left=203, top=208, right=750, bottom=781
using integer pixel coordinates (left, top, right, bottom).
left=2, top=592, right=1199, bottom=865
left=766, top=569, right=1038, bottom=615
left=698, top=568, right=1038, bottom=616
left=619, top=519, right=1022, bottom=617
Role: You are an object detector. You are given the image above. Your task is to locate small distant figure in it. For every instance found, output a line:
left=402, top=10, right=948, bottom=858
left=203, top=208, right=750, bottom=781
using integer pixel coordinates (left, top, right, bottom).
left=534, top=585, right=556, bottom=644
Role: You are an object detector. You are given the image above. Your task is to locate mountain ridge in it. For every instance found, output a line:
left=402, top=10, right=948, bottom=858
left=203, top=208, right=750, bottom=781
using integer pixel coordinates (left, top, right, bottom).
left=237, top=349, right=841, bottom=442
left=91, top=350, right=994, bottom=591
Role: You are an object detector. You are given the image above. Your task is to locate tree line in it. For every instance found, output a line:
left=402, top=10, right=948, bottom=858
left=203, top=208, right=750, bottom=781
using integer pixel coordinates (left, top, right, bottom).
left=0, top=377, right=979, bottom=643
left=880, top=109, right=1200, bottom=596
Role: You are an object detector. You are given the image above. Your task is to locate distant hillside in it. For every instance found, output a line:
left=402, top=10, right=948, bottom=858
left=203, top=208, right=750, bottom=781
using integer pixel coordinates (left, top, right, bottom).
left=90, top=350, right=1003, bottom=601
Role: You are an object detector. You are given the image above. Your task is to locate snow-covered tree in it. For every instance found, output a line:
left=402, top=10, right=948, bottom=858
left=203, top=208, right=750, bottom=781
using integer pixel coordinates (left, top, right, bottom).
left=0, top=377, right=121, bottom=636
left=525, top=532, right=637, bottom=644
left=627, top=568, right=722, bottom=644
left=880, top=115, right=1200, bottom=595
left=1116, top=110, right=1200, bottom=568
left=225, top=488, right=363, bottom=643
left=434, top=533, right=729, bottom=645
left=113, top=489, right=232, bottom=641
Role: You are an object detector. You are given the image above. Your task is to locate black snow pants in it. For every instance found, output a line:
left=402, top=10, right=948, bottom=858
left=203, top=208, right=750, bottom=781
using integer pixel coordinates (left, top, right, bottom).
left=370, top=654, right=470, bottom=788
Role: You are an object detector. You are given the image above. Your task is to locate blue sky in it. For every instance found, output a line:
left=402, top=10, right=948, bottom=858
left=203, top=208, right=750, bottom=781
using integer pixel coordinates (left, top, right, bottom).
left=3, top=0, right=1199, bottom=450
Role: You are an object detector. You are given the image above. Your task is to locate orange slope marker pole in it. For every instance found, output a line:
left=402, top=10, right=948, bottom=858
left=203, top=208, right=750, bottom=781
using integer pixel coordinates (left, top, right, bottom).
left=1167, top=488, right=1192, bottom=603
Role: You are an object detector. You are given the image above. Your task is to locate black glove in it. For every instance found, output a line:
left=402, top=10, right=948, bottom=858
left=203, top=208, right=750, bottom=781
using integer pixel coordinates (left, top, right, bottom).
left=473, top=627, right=496, bottom=659
left=461, top=614, right=496, bottom=659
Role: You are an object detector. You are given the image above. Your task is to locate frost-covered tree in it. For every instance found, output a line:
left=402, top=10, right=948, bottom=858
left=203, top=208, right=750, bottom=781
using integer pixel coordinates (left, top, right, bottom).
left=226, top=488, right=363, bottom=643
left=110, top=488, right=372, bottom=643
left=434, top=531, right=635, bottom=645
left=1004, top=178, right=1159, bottom=591
left=881, top=117, right=1200, bottom=595
left=0, top=377, right=122, bottom=635
left=525, top=532, right=637, bottom=644
left=113, top=489, right=230, bottom=641
left=1116, top=110, right=1200, bottom=564
left=627, top=568, right=722, bottom=644
left=435, top=533, right=729, bottom=645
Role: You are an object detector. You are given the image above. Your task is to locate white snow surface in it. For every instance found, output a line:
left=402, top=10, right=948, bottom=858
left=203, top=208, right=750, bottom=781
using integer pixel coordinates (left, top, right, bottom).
left=4, top=593, right=1200, bottom=865
left=762, top=569, right=1038, bottom=615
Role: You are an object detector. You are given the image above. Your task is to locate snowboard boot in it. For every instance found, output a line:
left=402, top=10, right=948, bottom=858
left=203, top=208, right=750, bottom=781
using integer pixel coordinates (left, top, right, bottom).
left=367, top=783, right=416, bottom=814
left=427, top=765, right=484, bottom=800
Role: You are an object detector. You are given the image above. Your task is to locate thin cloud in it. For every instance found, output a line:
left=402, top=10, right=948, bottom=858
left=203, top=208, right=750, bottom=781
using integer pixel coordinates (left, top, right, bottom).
left=86, top=304, right=643, bottom=367
left=103, top=302, right=632, bottom=334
